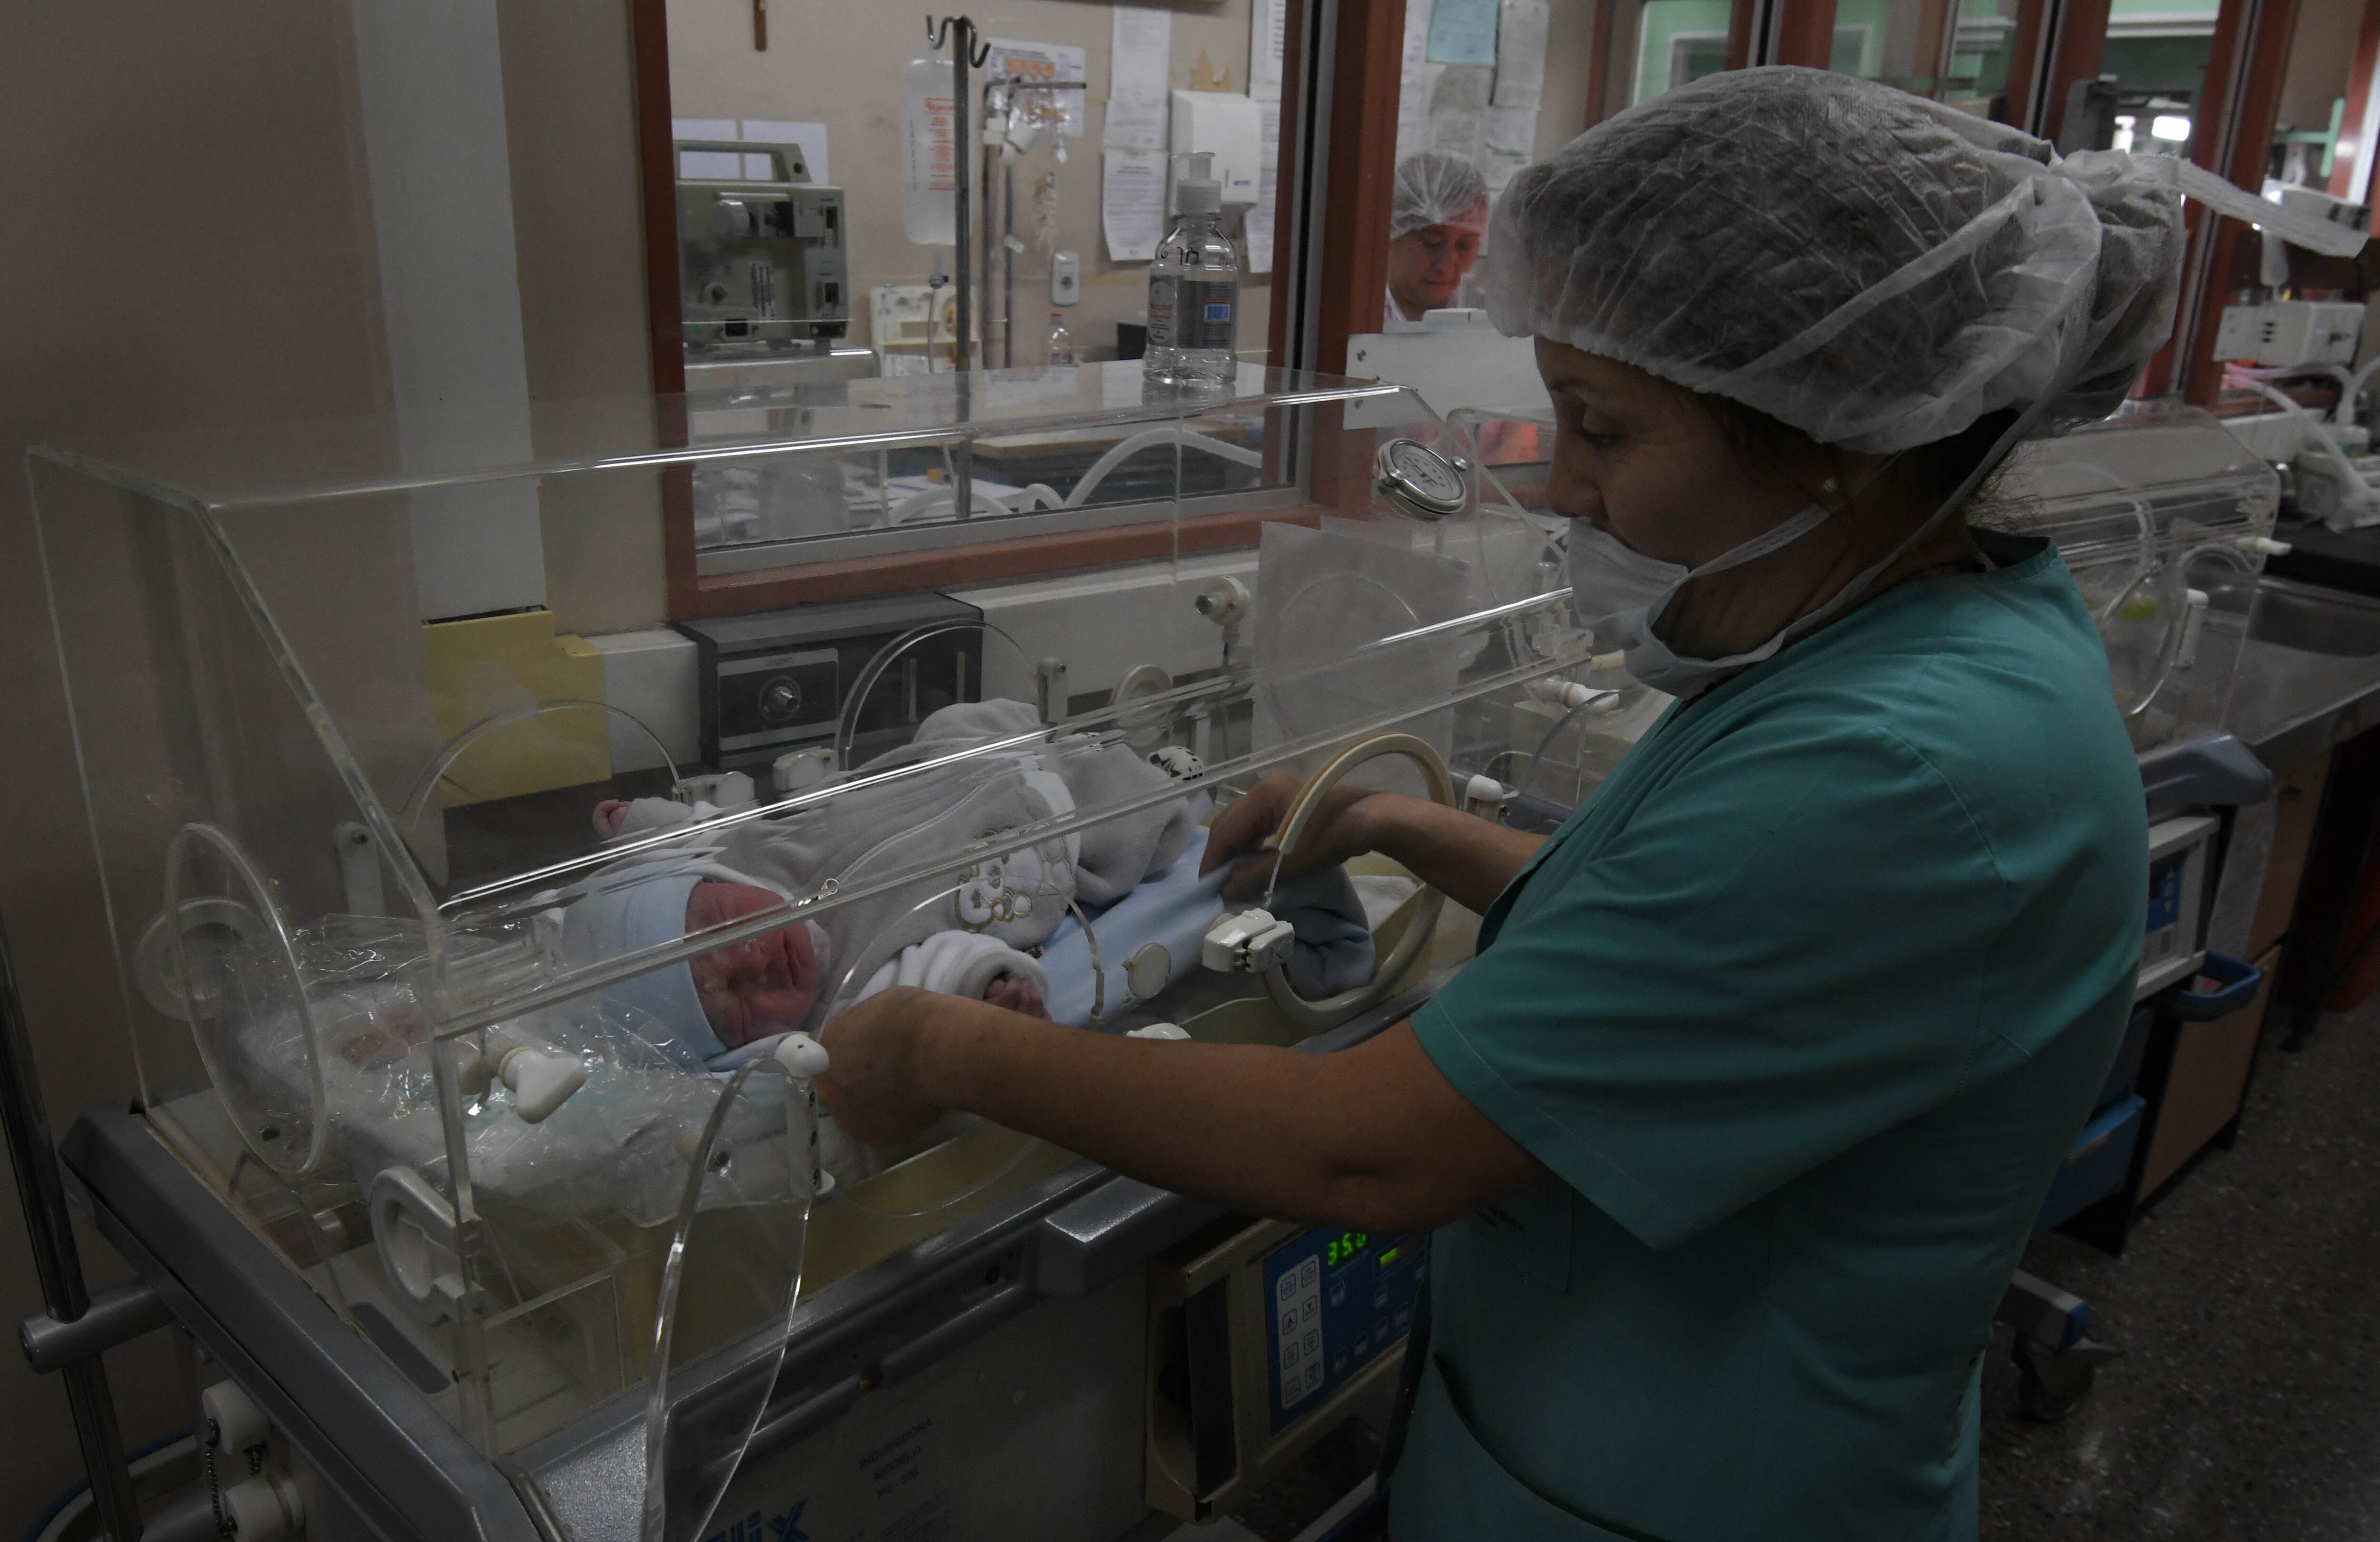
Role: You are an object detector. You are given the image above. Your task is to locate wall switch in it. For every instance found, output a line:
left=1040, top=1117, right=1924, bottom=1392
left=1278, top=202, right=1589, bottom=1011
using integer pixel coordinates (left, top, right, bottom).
left=1051, top=251, right=1081, bottom=306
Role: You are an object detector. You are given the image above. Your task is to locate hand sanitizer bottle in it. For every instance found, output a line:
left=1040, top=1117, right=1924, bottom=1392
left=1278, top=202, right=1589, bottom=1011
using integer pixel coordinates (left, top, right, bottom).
left=1144, top=152, right=1238, bottom=389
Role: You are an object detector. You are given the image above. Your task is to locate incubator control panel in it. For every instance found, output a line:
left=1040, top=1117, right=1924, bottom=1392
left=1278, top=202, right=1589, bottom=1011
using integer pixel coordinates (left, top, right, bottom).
left=678, top=591, right=983, bottom=770
left=1263, top=1226, right=1428, bottom=1432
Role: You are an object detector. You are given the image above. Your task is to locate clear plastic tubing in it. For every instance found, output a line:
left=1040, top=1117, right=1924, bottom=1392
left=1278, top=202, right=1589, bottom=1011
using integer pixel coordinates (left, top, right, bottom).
left=1145, top=152, right=1238, bottom=389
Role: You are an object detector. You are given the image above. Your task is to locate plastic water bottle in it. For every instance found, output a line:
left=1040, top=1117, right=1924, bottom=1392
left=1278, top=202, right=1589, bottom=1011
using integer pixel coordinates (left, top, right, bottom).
left=1046, top=312, right=1076, bottom=366
left=1145, top=152, right=1238, bottom=389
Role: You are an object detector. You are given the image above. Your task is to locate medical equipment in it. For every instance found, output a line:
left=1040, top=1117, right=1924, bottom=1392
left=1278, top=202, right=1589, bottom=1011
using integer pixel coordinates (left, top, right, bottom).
left=676, top=592, right=984, bottom=772
left=2213, top=300, right=2367, bottom=369
left=675, top=140, right=850, bottom=353
left=1995, top=404, right=2282, bottom=752
left=22, top=366, right=1597, bottom=1542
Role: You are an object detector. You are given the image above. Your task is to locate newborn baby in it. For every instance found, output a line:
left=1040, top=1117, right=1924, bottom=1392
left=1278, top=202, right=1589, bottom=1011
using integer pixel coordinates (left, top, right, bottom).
left=583, top=802, right=1048, bottom=1060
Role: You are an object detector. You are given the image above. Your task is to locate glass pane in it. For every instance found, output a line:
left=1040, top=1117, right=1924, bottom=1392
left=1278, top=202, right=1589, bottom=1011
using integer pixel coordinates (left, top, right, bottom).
left=663, top=0, right=1289, bottom=511
left=1945, top=0, right=2024, bottom=118
left=1820, top=0, right=1963, bottom=101
left=1629, top=0, right=1736, bottom=104
left=641, top=1057, right=811, bottom=1542
left=2100, top=0, right=2220, bottom=157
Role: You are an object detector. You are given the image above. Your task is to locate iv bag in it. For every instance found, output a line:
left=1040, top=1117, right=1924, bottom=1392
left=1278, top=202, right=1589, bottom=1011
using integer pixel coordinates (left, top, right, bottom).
left=902, top=58, right=962, bottom=247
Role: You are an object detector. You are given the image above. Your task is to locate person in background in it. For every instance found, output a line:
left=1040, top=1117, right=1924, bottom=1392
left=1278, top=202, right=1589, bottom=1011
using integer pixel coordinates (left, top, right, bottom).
left=1385, top=151, right=1491, bottom=327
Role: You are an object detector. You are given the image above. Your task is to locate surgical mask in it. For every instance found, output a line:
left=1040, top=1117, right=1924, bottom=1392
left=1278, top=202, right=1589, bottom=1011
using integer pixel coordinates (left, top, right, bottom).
left=1565, top=504, right=1834, bottom=695
left=1563, top=342, right=2080, bottom=697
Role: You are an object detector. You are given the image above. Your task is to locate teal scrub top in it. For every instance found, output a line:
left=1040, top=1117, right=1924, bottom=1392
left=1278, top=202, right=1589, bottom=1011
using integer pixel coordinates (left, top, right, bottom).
left=1391, top=540, right=2148, bottom=1542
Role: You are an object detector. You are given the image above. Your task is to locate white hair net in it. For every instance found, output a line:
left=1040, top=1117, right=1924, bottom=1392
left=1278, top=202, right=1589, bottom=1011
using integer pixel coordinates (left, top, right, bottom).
left=1392, top=151, right=1492, bottom=240
left=1485, top=67, right=2369, bottom=453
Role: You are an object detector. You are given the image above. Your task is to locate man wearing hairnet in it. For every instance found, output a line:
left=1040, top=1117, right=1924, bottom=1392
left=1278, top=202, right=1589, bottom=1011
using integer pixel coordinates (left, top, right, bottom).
left=815, top=69, right=2365, bottom=1539
left=1385, top=151, right=1490, bottom=326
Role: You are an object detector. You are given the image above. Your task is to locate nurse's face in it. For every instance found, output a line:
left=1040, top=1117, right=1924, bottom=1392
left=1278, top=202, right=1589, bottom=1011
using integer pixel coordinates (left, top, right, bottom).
left=1388, top=223, right=1485, bottom=314
left=1536, top=340, right=1906, bottom=659
left=1536, top=340, right=1817, bottom=566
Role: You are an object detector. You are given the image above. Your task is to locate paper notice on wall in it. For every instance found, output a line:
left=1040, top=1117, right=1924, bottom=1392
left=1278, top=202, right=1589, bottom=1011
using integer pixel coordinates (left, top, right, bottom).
left=987, top=40, right=1089, bottom=137
left=1397, top=63, right=1445, bottom=161
left=1245, top=180, right=1276, bottom=273
left=1404, top=0, right=1438, bottom=72
left=1103, top=96, right=1169, bottom=150
left=1105, top=7, right=1173, bottom=150
left=1103, top=148, right=1168, bottom=261
left=1396, top=0, right=1440, bottom=162
left=1491, top=0, right=1550, bottom=109
left=1429, top=110, right=1484, bottom=163
left=1481, top=105, right=1537, bottom=188
left=740, top=119, right=831, bottom=183
left=1426, top=0, right=1499, bottom=66
left=1250, top=0, right=1288, bottom=101
left=1110, top=7, right=1173, bottom=101
left=1250, top=99, right=1281, bottom=271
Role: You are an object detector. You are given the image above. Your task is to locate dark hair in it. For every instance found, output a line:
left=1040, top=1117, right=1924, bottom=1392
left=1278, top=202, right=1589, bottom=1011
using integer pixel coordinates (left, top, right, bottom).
left=1690, top=394, right=2023, bottom=524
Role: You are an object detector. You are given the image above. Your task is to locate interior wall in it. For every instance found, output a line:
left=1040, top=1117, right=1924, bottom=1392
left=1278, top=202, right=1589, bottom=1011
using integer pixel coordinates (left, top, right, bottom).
left=664, top=0, right=1277, bottom=366
left=0, top=3, right=661, bottom=1533
left=497, top=0, right=673, bottom=635
left=0, top=4, right=394, bottom=1532
left=2278, top=0, right=2364, bottom=136
left=1539, top=0, right=1599, bottom=144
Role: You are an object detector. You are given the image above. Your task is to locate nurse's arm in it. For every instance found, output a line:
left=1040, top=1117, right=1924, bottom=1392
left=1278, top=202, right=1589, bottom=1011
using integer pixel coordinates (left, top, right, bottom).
left=1205, top=778, right=1545, bottom=915
left=817, top=990, right=1547, bottom=1232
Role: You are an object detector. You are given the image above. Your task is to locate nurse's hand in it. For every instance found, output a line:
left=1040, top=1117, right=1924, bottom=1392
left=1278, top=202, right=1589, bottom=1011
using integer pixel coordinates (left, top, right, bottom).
left=814, top=988, right=946, bottom=1147
left=1206, top=768, right=1547, bottom=916
left=1202, top=771, right=1386, bottom=901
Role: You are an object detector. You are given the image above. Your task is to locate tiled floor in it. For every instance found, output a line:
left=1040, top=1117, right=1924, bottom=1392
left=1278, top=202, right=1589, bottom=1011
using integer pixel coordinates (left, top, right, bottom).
left=1981, top=997, right=2380, bottom=1539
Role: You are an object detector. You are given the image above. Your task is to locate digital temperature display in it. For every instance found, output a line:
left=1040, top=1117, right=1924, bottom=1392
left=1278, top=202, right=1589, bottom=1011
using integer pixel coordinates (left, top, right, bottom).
left=1324, top=1231, right=1370, bottom=1269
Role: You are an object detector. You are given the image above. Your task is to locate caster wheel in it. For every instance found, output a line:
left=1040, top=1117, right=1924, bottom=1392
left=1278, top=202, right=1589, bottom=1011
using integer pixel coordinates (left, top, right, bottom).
left=2013, top=1334, right=2120, bottom=1423
left=2016, top=1356, right=2095, bottom=1422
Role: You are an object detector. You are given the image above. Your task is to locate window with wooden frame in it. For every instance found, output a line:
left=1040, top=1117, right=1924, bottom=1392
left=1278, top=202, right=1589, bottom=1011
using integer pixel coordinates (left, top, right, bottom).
left=632, top=0, right=1396, bottom=619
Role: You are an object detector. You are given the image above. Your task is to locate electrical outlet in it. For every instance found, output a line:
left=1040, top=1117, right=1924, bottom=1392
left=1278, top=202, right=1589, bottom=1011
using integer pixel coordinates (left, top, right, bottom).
left=1051, top=250, right=1081, bottom=306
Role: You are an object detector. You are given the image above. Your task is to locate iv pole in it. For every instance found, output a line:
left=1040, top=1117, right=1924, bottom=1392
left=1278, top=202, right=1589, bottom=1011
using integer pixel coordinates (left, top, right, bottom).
left=928, top=15, right=990, bottom=523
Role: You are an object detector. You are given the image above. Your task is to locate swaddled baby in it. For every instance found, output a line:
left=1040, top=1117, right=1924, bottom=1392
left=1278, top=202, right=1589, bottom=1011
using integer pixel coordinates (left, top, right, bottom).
left=563, top=698, right=1193, bottom=1062
left=562, top=698, right=1377, bottom=1073
left=565, top=828, right=1052, bottom=1064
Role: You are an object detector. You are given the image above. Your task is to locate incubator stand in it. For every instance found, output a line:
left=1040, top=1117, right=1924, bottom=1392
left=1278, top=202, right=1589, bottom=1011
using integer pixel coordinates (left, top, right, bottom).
left=1997, top=404, right=2282, bottom=753
left=29, top=366, right=1602, bottom=1542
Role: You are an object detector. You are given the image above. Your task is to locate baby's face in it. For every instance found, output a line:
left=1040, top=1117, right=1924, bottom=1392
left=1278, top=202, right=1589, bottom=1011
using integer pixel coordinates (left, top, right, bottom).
left=686, top=881, right=819, bottom=1050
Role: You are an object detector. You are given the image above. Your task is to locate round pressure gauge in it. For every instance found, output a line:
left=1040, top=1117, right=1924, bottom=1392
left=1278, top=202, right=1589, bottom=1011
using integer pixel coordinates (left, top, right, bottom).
left=1374, top=438, right=1470, bottom=519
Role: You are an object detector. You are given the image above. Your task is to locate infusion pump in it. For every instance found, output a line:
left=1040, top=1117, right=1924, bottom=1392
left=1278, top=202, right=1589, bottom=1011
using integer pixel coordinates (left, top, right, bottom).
left=676, top=138, right=851, bottom=351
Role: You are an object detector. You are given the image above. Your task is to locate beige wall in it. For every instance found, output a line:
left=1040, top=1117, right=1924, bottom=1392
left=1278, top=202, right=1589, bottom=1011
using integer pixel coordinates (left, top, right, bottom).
left=666, top=0, right=1278, bottom=365
left=2278, top=0, right=2364, bottom=138
left=498, top=0, right=674, bottom=635
left=1538, top=0, right=1599, bottom=151
left=0, top=2, right=657, bottom=1532
left=0, top=3, right=392, bottom=1530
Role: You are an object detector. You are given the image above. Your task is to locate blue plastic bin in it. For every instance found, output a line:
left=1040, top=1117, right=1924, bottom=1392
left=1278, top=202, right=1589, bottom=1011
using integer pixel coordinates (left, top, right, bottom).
left=2164, top=950, right=2262, bottom=1021
left=2033, top=1094, right=2148, bottom=1237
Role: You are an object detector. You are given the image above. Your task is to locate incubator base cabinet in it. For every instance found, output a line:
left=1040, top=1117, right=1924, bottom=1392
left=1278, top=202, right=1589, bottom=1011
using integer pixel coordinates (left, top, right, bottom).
left=27, top=366, right=1606, bottom=1542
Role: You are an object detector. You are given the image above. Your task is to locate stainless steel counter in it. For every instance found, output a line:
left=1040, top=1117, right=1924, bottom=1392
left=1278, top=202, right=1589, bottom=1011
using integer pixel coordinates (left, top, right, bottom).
left=2229, top=578, right=2380, bottom=773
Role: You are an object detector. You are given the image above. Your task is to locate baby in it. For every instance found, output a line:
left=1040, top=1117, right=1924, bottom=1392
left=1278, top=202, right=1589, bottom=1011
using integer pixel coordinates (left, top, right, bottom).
left=587, top=801, right=1048, bottom=1060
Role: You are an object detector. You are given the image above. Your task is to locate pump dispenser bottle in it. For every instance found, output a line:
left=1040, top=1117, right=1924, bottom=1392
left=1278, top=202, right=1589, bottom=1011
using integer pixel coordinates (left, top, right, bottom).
left=1144, top=152, right=1238, bottom=389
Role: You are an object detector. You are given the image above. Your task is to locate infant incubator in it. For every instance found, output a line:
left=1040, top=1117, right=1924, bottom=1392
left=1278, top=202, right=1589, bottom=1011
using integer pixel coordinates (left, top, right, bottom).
left=31, top=367, right=1623, bottom=1542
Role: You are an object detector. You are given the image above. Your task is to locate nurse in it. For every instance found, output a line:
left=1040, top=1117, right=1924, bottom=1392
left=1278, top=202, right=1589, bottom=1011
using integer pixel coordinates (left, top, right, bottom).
left=1384, top=151, right=1491, bottom=326
left=817, top=69, right=2301, bottom=1538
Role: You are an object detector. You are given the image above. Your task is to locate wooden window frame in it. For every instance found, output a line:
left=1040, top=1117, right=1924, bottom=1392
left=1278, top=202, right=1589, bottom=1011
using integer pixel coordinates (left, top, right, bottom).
left=2139, top=0, right=2308, bottom=402
left=633, top=0, right=1410, bottom=621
